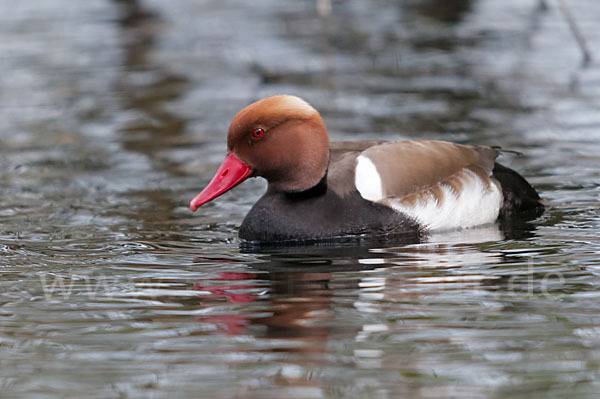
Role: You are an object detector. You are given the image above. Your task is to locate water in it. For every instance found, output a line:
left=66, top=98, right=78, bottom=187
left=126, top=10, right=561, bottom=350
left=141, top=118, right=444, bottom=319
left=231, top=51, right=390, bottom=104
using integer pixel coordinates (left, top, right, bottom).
left=1, top=0, right=600, bottom=397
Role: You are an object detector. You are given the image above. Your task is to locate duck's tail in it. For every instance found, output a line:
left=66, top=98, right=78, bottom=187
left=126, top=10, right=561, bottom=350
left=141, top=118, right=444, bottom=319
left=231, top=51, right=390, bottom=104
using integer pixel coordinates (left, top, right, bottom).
left=492, top=162, right=544, bottom=218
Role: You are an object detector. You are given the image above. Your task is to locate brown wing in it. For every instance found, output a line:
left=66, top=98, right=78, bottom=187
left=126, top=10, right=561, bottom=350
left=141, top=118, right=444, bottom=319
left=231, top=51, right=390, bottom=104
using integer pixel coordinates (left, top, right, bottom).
left=361, top=140, right=499, bottom=198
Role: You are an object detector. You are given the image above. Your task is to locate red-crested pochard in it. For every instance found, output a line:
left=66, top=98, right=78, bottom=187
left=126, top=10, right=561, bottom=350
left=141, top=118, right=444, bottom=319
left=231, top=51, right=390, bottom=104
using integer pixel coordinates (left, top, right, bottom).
left=190, top=95, right=543, bottom=243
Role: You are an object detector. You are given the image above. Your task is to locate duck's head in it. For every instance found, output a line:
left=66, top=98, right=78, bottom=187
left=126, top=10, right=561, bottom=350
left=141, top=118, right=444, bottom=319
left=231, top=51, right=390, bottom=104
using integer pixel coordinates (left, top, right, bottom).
left=190, top=95, right=329, bottom=211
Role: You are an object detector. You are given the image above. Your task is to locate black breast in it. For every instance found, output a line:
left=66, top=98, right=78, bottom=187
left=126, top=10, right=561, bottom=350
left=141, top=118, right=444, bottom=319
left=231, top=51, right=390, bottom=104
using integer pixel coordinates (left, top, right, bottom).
left=238, top=180, right=420, bottom=244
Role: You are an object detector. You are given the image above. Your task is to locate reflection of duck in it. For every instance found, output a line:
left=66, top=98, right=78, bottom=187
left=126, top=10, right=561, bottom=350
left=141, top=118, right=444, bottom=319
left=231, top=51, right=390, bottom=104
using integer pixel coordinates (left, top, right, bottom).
left=192, top=231, right=507, bottom=357
left=192, top=222, right=536, bottom=394
left=190, top=95, right=543, bottom=243
left=193, top=216, right=536, bottom=335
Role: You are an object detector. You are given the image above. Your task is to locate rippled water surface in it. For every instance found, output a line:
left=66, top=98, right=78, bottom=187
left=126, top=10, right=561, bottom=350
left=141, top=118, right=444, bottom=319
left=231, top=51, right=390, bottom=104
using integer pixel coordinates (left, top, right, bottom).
left=2, top=0, right=600, bottom=398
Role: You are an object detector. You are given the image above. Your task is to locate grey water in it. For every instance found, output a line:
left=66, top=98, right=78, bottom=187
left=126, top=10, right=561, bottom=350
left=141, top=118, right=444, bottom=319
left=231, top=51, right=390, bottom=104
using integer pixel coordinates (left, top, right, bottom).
left=1, top=0, right=600, bottom=398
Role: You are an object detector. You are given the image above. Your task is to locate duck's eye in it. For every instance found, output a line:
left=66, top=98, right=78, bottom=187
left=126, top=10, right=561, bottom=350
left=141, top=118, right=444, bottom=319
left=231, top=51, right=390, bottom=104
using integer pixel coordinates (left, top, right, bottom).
left=253, top=128, right=265, bottom=138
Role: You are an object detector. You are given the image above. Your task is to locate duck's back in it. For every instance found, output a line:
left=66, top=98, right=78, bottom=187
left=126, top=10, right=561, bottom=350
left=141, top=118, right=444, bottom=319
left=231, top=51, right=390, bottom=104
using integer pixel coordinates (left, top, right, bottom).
left=330, top=140, right=542, bottom=231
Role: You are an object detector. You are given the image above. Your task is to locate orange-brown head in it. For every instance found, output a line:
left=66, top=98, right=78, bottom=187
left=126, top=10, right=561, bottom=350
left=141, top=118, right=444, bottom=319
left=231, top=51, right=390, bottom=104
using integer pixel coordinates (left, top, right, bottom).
left=190, top=95, right=330, bottom=211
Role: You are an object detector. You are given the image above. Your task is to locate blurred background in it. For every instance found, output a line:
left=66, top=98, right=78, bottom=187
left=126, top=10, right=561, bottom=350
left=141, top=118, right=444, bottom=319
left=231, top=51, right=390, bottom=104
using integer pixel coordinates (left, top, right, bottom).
left=1, top=0, right=600, bottom=398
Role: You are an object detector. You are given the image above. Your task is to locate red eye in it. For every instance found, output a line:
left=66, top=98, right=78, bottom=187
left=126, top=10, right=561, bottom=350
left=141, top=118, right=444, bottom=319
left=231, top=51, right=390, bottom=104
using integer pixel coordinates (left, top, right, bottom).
left=253, top=128, right=264, bottom=138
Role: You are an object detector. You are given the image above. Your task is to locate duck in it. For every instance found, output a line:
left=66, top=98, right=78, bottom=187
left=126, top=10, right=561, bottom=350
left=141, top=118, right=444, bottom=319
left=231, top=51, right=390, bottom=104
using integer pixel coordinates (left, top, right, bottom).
left=190, top=95, right=543, bottom=243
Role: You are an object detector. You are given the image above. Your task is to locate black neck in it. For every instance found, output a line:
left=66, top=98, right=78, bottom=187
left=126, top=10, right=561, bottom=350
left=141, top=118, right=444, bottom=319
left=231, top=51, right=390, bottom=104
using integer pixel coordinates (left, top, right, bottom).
left=284, top=171, right=328, bottom=200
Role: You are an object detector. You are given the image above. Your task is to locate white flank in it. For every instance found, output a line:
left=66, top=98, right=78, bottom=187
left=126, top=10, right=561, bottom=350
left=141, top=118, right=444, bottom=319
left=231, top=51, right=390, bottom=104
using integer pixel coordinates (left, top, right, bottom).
left=385, top=169, right=503, bottom=231
left=355, top=155, right=383, bottom=201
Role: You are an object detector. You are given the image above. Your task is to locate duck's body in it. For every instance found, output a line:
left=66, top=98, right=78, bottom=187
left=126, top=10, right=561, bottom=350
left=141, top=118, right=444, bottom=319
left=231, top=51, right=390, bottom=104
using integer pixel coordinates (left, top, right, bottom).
left=238, top=171, right=419, bottom=242
left=190, top=96, right=543, bottom=243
